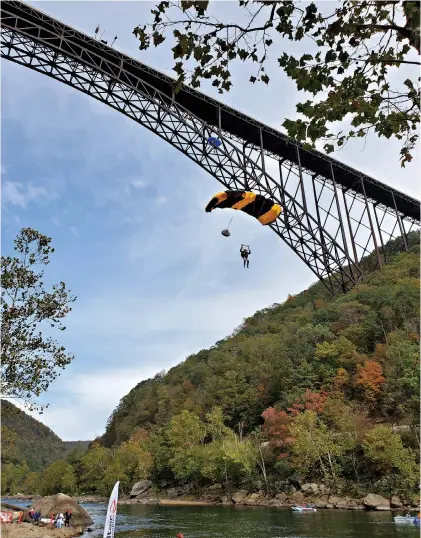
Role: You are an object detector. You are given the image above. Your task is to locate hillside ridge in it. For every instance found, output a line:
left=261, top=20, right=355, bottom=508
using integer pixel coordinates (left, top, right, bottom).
left=101, top=235, right=420, bottom=448
left=2, top=234, right=419, bottom=503
left=1, top=400, right=92, bottom=494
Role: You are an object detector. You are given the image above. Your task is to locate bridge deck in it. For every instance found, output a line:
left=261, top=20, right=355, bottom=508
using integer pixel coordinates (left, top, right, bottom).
left=2, top=0, right=420, bottom=221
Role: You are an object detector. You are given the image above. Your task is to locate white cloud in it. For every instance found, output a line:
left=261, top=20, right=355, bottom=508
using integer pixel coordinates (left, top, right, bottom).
left=2, top=180, right=27, bottom=208
left=1, top=179, right=51, bottom=208
left=131, top=179, right=148, bottom=189
left=11, top=367, right=160, bottom=441
left=50, top=217, right=60, bottom=227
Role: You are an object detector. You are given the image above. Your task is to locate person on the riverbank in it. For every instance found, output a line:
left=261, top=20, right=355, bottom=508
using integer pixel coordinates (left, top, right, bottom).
left=50, top=513, right=55, bottom=526
left=177, top=534, right=184, bottom=538
left=64, top=510, right=72, bottom=527
left=56, top=512, right=64, bottom=529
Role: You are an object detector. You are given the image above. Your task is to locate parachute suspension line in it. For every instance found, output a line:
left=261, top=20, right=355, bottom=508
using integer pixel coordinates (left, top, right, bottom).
left=221, top=215, right=233, bottom=238
left=226, top=215, right=233, bottom=230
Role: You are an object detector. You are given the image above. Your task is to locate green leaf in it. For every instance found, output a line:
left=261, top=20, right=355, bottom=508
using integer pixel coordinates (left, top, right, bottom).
left=238, top=49, right=248, bottom=61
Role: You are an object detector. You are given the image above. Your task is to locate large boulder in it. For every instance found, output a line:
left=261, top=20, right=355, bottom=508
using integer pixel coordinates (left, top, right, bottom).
left=314, top=498, right=327, bottom=509
left=29, top=493, right=94, bottom=526
left=390, top=495, right=403, bottom=508
left=328, top=496, right=344, bottom=508
left=302, top=483, right=319, bottom=495
left=130, top=480, right=152, bottom=498
left=363, top=494, right=391, bottom=510
left=318, top=484, right=329, bottom=495
left=231, top=490, right=248, bottom=504
left=166, top=488, right=178, bottom=499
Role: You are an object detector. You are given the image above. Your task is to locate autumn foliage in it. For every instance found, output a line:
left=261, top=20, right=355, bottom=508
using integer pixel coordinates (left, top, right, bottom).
left=262, top=390, right=327, bottom=458
left=356, top=360, right=385, bottom=402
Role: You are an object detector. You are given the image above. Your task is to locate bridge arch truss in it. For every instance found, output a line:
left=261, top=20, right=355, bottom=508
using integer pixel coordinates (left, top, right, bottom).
left=1, top=1, right=420, bottom=295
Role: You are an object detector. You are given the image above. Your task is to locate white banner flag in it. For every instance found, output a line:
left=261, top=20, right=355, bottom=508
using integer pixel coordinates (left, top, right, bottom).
left=103, top=481, right=119, bottom=538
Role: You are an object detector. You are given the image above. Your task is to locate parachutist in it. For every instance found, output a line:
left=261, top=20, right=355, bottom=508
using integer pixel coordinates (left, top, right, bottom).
left=240, top=245, right=251, bottom=268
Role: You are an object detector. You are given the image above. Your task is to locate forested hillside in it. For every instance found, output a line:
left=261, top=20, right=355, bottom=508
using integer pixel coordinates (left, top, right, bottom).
left=103, top=239, right=420, bottom=448
left=2, top=401, right=66, bottom=471
left=63, top=441, right=91, bottom=455
left=4, top=236, right=420, bottom=502
left=1, top=401, right=91, bottom=495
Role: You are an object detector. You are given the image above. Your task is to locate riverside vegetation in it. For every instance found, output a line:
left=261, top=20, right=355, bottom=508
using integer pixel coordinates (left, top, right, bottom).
left=2, top=235, right=420, bottom=508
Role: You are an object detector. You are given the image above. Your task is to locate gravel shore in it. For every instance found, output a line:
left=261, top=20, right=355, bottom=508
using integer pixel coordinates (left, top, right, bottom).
left=1, top=522, right=83, bottom=538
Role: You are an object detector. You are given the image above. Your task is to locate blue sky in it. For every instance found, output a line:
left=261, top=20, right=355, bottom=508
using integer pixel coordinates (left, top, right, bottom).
left=2, top=1, right=419, bottom=441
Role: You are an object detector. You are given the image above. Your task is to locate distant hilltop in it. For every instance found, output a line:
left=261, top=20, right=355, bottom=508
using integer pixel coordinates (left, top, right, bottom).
left=2, top=400, right=92, bottom=472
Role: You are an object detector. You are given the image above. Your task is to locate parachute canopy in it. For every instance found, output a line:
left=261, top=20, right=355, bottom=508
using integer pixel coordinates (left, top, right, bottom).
left=205, top=190, right=282, bottom=226
left=207, top=136, right=222, bottom=148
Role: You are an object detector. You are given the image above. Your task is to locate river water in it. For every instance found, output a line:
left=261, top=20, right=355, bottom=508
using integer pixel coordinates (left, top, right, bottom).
left=5, top=499, right=419, bottom=538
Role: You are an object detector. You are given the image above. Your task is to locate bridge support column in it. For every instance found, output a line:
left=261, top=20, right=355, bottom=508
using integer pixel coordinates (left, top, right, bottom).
left=330, top=164, right=351, bottom=262
left=360, top=178, right=383, bottom=269
left=342, top=189, right=360, bottom=266
left=392, top=192, right=409, bottom=252
left=278, top=160, right=289, bottom=230
left=311, top=175, right=330, bottom=271
left=372, top=203, right=388, bottom=263
left=242, top=142, right=249, bottom=189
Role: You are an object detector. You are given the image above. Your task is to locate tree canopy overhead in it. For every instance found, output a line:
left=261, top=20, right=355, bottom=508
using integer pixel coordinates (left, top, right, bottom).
left=1, top=228, right=76, bottom=411
left=133, top=1, right=420, bottom=166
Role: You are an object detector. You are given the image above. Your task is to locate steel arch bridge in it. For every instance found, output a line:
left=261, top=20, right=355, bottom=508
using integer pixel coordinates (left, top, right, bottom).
left=1, top=1, right=420, bottom=295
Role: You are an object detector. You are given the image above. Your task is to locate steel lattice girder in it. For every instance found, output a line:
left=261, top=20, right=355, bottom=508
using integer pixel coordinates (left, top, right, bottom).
left=1, top=2, right=419, bottom=295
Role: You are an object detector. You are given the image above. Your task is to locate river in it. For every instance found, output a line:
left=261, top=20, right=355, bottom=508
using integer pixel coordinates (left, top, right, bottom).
left=4, top=498, right=419, bottom=537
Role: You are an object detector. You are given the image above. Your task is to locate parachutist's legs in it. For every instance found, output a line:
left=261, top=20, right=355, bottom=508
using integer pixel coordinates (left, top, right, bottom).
left=243, top=258, right=246, bottom=268
left=247, top=259, right=250, bottom=268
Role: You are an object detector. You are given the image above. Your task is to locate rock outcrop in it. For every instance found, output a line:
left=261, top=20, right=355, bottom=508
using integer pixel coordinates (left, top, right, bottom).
left=231, top=490, right=248, bottom=504
left=363, top=494, right=391, bottom=510
left=116, top=483, right=419, bottom=512
left=130, top=480, right=152, bottom=498
left=390, top=495, right=403, bottom=508
left=29, top=493, right=94, bottom=526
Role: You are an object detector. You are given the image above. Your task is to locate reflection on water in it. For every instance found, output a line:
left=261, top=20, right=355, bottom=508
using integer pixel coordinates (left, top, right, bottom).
left=3, top=498, right=419, bottom=538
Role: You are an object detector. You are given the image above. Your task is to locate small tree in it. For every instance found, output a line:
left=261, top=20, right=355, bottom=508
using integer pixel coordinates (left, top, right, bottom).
left=134, top=1, right=420, bottom=166
left=1, top=228, right=76, bottom=410
left=355, top=359, right=385, bottom=404
left=362, top=425, right=418, bottom=496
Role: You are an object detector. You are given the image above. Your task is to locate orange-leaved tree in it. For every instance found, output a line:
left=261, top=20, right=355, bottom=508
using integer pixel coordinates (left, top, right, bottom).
left=262, top=389, right=327, bottom=459
left=356, top=359, right=385, bottom=404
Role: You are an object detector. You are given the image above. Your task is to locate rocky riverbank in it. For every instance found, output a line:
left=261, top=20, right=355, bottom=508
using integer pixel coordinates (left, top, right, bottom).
left=6, top=484, right=419, bottom=513
left=118, top=480, right=420, bottom=512
left=0, top=522, right=83, bottom=538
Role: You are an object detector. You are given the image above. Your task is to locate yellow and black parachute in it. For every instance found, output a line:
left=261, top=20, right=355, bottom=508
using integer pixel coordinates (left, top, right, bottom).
left=205, top=190, right=282, bottom=226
